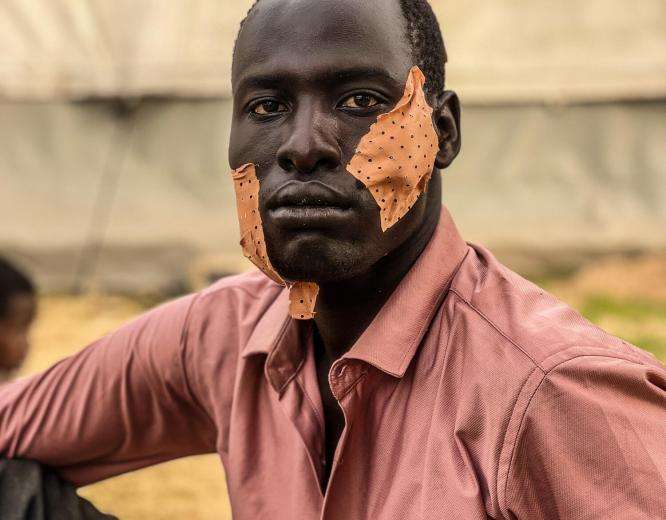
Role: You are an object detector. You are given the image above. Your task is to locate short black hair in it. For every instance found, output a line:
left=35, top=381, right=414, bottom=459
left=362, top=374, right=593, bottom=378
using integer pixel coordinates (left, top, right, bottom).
left=236, top=0, right=447, bottom=95
left=0, top=257, right=34, bottom=320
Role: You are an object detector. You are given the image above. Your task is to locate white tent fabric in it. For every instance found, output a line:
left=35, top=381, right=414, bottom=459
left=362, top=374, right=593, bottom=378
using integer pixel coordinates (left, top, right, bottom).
left=1, top=0, right=665, bottom=103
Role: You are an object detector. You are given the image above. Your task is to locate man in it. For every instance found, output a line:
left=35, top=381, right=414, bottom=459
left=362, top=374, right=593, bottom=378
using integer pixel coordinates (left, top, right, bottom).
left=0, top=257, right=36, bottom=383
left=1, top=1, right=665, bottom=518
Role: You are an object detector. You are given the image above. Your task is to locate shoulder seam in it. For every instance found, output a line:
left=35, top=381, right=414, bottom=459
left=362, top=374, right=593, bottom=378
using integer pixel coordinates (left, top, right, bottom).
left=542, top=351, right=652, bottom=375
left=499, top=351, right=656, bottom=513
left=449, top=287, right=545, bottom=373
left=499, top=366, right=548, bottom=512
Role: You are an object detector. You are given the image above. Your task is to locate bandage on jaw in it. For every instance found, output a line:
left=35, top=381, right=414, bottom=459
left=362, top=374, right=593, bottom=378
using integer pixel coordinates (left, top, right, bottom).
left=230, top=66, right=437, bottom=320
left=347, top=66, right=439, bottom=231
left=231, top=163, right=319, bottom=319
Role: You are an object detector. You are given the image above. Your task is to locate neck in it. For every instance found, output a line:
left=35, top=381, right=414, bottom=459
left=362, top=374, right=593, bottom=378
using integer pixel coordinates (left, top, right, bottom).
left=314, top=188, right=442, bottom=361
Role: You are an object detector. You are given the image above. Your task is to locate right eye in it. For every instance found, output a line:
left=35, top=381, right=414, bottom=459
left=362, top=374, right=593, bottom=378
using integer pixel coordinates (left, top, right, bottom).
left=250, top=99, right=288, bottom=116
left=340, top=93, right=381, bottom=109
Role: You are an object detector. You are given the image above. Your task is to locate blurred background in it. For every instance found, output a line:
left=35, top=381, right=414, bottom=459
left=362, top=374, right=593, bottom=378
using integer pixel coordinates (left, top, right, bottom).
left=1, top=0, right=665, bottom=518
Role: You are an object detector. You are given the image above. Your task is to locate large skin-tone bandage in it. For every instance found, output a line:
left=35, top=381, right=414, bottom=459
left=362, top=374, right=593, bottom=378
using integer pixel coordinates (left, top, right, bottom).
left=230, top=66, right=438, bottom=320
left=231, top=163, right=320, bottom=320
left=346, top=66, right=439, bottom=230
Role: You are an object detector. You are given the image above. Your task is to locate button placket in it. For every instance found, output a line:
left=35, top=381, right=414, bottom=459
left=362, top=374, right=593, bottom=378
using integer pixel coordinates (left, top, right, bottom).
left=320, top=363, right=369, bottom=519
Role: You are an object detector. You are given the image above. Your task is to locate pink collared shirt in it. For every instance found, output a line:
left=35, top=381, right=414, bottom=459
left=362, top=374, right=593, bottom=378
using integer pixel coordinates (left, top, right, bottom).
left=1, top=208, right=665, bottom=519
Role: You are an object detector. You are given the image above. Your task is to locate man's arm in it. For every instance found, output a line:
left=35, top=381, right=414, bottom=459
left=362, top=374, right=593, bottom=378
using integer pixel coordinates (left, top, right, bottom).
left=504, top=354, right=666, bottom=519
left=0, top=294, right=217, bottom=486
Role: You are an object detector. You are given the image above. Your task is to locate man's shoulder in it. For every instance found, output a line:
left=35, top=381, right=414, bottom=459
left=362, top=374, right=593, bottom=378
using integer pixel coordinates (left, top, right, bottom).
left=448, top=244, right=658, bottom=372
left=200, top=269, right=282, bottom=300
left=185, top=269, right=284, bottom=328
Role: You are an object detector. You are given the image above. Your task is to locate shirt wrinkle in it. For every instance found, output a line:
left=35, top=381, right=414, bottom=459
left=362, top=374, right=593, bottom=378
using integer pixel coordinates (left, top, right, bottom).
left=264, top=318, right=304, bottom=394
left=176, top=292, right=216, bottom=430
left=295, top=375, right=325, bottom=442
left=449, top=287, right=546, bottom=373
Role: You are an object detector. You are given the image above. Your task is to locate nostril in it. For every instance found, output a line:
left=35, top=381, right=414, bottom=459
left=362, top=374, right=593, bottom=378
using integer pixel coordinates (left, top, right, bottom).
left=278, top=156, right=295, bottom=173
left=317, top=157, right=339, bottom=173
left=276, top=132, right=341, bottom=175
left=278, top=155, right=339, bottom=176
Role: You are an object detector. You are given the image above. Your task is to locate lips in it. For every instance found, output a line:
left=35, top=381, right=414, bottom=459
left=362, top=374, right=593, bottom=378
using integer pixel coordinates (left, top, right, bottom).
left=266, top=180, right=355, bottom=228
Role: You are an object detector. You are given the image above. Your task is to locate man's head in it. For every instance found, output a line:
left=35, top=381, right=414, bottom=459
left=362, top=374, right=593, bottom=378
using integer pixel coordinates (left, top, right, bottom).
left=229, top=0, right=460, bottom=284
left=0, top=258, right=36, bottom=372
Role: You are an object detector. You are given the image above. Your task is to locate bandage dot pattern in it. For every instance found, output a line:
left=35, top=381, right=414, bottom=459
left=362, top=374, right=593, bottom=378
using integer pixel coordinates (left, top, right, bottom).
left=231, top=164, right=319, bottom=320
left=289, top=282, right=319, bottom=320
left=346, top=66, right=439, bottom=231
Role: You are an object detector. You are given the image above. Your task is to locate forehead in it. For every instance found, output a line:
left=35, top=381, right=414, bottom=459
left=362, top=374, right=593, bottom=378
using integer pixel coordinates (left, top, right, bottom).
left=233, top=0, right=412, bottom=90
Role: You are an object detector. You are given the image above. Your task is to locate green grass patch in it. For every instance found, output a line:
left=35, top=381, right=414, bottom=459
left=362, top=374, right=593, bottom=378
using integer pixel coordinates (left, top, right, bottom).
left=578, top=295, right=666, bottom=361
left=580, top=296, right=666, bottom=323
left=626, top=336, right=666, bottom=361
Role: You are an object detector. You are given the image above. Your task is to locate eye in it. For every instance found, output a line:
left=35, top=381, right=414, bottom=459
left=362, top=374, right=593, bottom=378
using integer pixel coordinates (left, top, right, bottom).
left=250, top=99, right=288, bottom=116
left=340, top=93, right=381, bottom=110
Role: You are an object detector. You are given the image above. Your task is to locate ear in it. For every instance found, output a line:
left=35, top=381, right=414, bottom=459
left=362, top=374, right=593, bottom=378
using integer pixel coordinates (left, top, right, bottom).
left=433, top=90, right=461, bottom=169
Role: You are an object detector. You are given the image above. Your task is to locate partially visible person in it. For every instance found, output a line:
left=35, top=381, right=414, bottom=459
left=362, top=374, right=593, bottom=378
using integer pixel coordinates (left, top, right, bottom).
left=0, top=260, right=114, bottom=519
left=0, top=257, right=36, bottom=383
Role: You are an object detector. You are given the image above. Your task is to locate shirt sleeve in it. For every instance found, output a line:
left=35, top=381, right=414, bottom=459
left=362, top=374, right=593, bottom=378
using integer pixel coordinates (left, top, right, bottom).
left=505, top=354, right=666, bottom=520
left=0, top=293, right=218, bottom=487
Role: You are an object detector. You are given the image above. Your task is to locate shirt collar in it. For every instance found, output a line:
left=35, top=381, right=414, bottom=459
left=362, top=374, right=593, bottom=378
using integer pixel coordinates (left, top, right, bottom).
left=241, top=206, right=469, bottom=389
left=342, top=206, right=468, bottom=377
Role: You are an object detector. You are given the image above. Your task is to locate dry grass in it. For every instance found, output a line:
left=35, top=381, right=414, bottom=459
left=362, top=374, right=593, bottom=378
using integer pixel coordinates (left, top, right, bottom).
left=15, top=255, right=665, bottom=518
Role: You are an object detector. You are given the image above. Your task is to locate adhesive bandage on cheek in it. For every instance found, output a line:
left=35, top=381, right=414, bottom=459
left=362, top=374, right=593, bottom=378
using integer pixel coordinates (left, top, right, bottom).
left=231, top=163, right=319, bottom=320
left=347, top=66, right=439, bottom=231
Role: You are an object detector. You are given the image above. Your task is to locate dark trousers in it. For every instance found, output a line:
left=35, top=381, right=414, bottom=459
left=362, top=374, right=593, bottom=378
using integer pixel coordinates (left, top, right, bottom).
left=0, top=460, right=116, bottom=520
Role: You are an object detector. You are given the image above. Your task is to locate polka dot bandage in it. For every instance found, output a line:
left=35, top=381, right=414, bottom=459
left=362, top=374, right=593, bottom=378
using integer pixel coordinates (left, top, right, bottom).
left=231, top=163, right=318, bottom=320
left=346, top=66, right=438, bottom=231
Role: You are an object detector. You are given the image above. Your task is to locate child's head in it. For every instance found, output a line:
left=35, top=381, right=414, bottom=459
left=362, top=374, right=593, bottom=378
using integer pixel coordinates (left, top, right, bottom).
left=0, top=258, right=36, bottom=372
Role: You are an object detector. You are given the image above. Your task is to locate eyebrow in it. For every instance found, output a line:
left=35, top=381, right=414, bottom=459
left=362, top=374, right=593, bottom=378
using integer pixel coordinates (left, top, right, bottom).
left=235, top=66, right=402, bottom=93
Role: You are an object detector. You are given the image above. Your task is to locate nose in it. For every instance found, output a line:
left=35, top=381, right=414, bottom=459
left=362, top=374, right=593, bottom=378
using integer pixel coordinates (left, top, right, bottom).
left=277, top=100, right=341, bottom=175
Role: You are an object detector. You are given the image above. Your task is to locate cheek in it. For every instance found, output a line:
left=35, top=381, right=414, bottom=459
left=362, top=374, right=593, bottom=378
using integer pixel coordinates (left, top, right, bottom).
left=230, top=117, right=289, bottom=170
left=337, top=117, right=375, bottom=164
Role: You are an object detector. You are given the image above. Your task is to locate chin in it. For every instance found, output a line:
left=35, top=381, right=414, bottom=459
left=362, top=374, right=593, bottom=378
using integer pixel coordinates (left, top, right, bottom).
left=266, top=232, right=376, bottom=283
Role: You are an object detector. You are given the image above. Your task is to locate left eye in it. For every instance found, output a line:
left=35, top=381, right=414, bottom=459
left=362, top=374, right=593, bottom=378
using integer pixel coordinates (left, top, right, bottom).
left=340, top=94, right=380, bottom=109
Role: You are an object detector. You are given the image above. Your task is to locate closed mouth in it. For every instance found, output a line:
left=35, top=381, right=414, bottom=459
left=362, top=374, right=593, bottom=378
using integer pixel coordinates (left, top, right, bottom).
left=266, top=181, right=355, bottom=228
left=266, top=180, right=353, bottom=211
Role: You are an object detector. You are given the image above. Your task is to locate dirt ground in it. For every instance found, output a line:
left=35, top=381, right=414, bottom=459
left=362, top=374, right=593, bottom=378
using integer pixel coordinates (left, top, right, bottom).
left=16, top=255, right=666, bottom=519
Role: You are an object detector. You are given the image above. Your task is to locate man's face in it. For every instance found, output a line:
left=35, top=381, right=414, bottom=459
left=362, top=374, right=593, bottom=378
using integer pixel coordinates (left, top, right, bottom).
left=230, top=0, right=435, bottom=283
left=0, top=293, right=35, bottom=372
